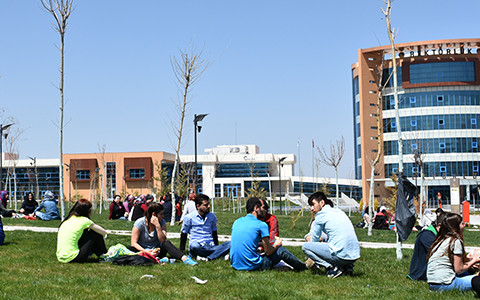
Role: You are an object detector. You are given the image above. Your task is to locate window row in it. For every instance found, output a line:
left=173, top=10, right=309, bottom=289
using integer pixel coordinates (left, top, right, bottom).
left=384, top=137, right=479, bottom=155
left=216, top=163, right=271, bottom=178
left=383, top=91, right=480, bottom=110
left=384, top=114, right=480, bottom=132
left=409, top=61, right=475, bottom=84
left=385, top=161, right=479, bottom=178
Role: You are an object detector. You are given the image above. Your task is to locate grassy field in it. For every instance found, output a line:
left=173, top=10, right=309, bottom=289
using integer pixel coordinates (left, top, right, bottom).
left=1, top=207, right=480, bottom=299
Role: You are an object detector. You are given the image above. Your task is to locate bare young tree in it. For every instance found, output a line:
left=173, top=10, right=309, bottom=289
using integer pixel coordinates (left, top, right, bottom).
left=367, top=52, right=389, bottom=236
left=317, top=136, right=345, bottom=208
left=382, top=0, right=404, bottom=260
left=4, top=124, right=24, bottom=211
left=41, top=0, right=74, bottom=220
left=169, top=47, right=209, bottom=226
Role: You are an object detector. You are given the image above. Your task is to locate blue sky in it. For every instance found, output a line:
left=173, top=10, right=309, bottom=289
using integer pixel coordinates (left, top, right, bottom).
left=0, top=0, right=478, bottom=178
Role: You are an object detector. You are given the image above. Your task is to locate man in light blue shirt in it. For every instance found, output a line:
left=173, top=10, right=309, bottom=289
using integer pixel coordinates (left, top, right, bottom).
left=180, top=194, right=230, bottom=261
left=302, top=192, right=360, bottom=278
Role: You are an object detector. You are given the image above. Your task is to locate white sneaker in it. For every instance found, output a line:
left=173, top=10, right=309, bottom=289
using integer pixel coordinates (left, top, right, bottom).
left=224, top=254, right=230, bottom=261
left=197, top=256, right=209, bottom=262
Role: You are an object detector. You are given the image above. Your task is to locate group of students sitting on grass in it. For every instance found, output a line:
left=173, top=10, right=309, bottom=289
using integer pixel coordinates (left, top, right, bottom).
left=408, top=207, right=480, bottom=295
left=2, top=188, right=480, bottom=295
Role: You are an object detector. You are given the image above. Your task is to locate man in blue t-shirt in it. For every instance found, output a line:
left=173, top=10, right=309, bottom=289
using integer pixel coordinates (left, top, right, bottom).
left=180, top=194, right=231, bottom=261
left=230, top=197, right=306, bottom=271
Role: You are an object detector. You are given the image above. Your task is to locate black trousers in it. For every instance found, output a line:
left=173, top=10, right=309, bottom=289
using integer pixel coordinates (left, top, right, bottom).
left=128, top=240, right=184, bottom=260
left=70, top=229, right=107, bottom=263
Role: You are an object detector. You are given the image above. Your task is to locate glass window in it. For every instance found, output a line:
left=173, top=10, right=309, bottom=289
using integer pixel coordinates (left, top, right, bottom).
left=437, top=95, right=444, bottom=102
left=410, top=96, right=416, bottom=104
left=411, top=120, right=417, bottom=127
left=129, top=169, right=145, bottom=179
left=412, top=143, right=417, bottom=150
left=472, top=118, right=477, bottom=125
left=409, top=62, right=475, bottom=84
left=474, top=166, right=479, bottom=173
left=391, top=122, right=396, bottom=128
left=440, top=166, right=447, bottom=173
left=439, top=143, right=446, bottom=149
left=76, top=170, right=90, bottom=180
left=438, top=119, right=444, bottom=126
left=473, top=142, right=478, bottom=148
left=392, top=167, right=397, bottom=174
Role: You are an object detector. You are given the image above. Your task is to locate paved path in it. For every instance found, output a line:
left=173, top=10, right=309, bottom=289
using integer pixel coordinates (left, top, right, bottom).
left=5, top=225, right=480, bottom=252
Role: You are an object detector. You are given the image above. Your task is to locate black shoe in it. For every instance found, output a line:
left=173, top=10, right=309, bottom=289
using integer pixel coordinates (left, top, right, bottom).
left=326, top=266, right=342, bottom=278
left=343, top=265, right=354, bottom=277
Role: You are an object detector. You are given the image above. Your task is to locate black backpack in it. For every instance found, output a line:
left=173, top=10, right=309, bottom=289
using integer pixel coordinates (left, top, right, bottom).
left=113, top=255, right=153, bottom=266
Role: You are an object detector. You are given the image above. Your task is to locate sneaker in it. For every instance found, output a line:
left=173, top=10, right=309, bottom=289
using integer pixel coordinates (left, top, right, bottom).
left=183, top=257, right=198, bottom=266
left=224, top=254, right=230, bottom=261
left=159, top=257, right=169, bottom=264
left=326, top=266, right=342, bottom=278
left=343, top=266, right=354, bottom=277
left=197, top=256, right=209, bottom=262
left=305, top=258, right=316, bottom=269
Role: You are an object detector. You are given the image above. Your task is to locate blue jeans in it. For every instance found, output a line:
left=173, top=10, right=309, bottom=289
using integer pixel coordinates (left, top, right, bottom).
left=190, top=241, right=231, bottom=260
left=302, top=242, right=356, bottom=270
left=429, top=275, right=475, bottom=292
left=256, top=246, right=307, bottom=271
left=0, top=221, right=4, bottom=245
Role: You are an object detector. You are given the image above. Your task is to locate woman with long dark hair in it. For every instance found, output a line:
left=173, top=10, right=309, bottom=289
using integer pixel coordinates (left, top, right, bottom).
left=427, top=212, right=480, bottom=294
left=130, top=202, right=197, bottom=265
left=56, top=199, right=107, bottom=263
left=19, top=192, right=38, bottom=215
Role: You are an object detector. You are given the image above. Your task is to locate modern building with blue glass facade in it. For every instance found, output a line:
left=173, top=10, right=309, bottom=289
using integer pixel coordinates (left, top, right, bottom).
left=353, top=38, right=480, bottom=206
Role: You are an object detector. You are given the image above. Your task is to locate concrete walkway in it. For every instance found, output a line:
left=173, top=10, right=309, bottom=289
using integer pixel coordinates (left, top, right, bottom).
left=5, top=225, right=480, bottom=252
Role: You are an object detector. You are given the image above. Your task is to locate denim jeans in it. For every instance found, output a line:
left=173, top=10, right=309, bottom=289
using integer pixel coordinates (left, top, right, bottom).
left=302, top=242, right=356, bottom=270
left=190, top=241, right=231, bottom=260
left=429, top=275, right=475, bottom=292
left=255, top=246, right=306, bottom=271
left=0, top=221, right=4, bottom=245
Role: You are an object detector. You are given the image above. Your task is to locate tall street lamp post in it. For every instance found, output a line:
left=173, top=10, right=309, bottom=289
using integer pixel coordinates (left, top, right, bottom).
left=278, top=156, right=287, bottom=214
left=0, top=123, right=13, bottom=191
left=194, top=114, right=208, bottom=195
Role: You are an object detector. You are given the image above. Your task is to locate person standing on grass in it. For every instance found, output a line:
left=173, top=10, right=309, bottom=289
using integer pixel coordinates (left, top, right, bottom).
left=230, top=197, right=307, bottom=271
left=407, top=209, right=445, bottom=281
left=427, top=212, right=480, bottom=294
left=179, top=194, right=231, bottom=261
left=34, top=191, right=60, bottom=221
left=56, top=199, right=108, bottom=263
left=130, top=202, right=198, bottom=265
left=302, top=192, right=360, bottom=278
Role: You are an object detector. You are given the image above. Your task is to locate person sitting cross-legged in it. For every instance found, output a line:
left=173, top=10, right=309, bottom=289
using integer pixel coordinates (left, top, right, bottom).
left=230, top=197, right=306, bottom=271
left=180, top=194, right=230, bottom=261
left=302, top=192, right=360, bottom=278
left=130, top=202, right=197, bottom=265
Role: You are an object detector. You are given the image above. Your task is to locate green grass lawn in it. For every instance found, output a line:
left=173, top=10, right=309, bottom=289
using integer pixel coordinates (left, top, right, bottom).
left=2, top=208, right=480, bottom=299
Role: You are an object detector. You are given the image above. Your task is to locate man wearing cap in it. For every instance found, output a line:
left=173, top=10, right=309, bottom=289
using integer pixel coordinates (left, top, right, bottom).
left=180, top=194, right=230, bottom=261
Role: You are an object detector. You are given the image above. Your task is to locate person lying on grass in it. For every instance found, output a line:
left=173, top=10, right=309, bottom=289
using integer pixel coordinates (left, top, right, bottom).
left=230, top=197, right=306, bottom=271
left=56, top=199, right=107, bottom=263
left=427, top=212, right=480, bottom=294
left=129, top=202, right=197, bottom=265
